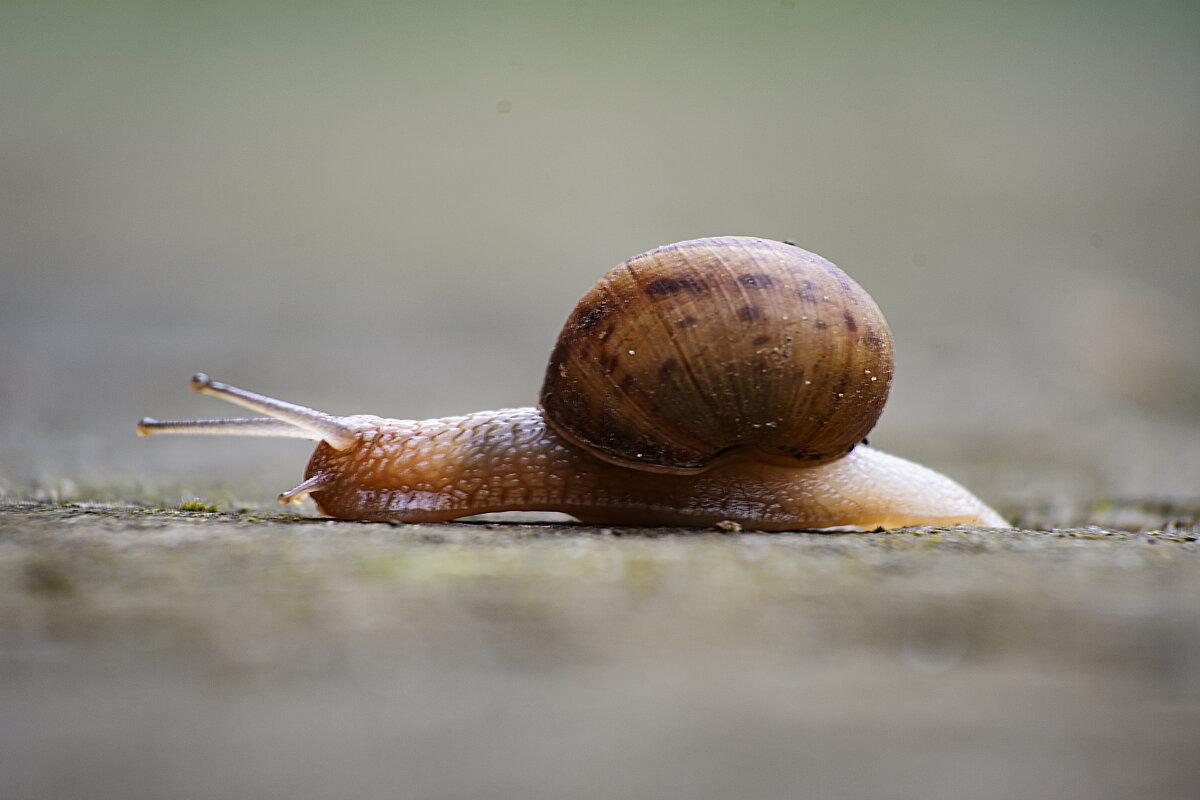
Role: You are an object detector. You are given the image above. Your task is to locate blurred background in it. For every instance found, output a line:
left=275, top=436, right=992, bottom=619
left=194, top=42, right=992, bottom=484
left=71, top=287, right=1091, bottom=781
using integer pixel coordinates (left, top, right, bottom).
left=2, top=0, right=1198, bottom=510
left=3, top=6, right=1199, bottom=800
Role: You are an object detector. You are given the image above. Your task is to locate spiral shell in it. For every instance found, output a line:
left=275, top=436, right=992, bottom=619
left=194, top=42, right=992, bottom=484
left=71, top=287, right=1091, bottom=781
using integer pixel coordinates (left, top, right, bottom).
left=539, top=236, right=893, bottom=473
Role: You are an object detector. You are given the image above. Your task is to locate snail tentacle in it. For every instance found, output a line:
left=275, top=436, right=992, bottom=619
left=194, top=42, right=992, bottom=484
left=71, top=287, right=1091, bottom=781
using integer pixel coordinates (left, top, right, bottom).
left=137, top=417, right=316, bottom=439
left=138, top=374, right=365, bottom=449
left=180, top=372, right=362, bottom=450
left=279, top=474, right=332, bottom=505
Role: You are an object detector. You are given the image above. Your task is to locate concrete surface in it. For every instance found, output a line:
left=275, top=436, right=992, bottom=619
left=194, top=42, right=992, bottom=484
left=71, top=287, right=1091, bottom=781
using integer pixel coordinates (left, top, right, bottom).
left=2, top=502, right=1197, bottom=799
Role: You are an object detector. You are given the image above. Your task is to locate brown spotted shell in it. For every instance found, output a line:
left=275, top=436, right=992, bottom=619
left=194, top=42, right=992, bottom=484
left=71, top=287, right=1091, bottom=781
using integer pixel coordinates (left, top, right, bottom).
left=538, top=236, right=893, bottom=473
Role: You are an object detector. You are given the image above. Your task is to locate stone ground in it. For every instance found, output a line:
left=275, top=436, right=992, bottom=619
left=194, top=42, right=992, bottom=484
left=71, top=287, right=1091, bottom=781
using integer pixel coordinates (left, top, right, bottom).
left=1, top=501, right=1197, bottom=800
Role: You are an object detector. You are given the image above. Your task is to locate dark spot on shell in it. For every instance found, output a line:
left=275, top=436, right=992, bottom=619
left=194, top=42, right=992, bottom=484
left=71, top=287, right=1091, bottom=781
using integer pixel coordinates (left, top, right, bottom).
left=545, top=338, right=571, bottom=376
left=601, top=354, right=618, bottom=374
left=545, top=383, right=591, bottom=427
left=576, top=304, right=608, bottom=333
left=814, top=319, right=828, bottom=330
left=594, top=409, right=668, bottom=464
left=737, top=273, right=776, bottom=289
left=830, top=270, right=855, bottom=293
left=864, top=327, right=883, bottom=348
left=658, top=358, right=678, bottom=380
left=599, top=325, right=615, bottom=342
left=737, top=305, right=762, bottom=322
left=752, top=334, right=770, bottom=346
left=775, top=444, right=824, bottom=461
left=619, top=374, right=634, bottom=392
left=843, top=310, right=858, bottom=333
left=676, top=316, right=698, bottom=329
left=645, top=275, right=706, bottom=296
left=581, top=346, right=590, bottom=359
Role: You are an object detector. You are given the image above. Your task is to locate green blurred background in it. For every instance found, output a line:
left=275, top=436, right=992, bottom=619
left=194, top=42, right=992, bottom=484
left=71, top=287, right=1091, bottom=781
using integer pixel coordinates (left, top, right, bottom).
left=2, top=0, right=1198, bottom=509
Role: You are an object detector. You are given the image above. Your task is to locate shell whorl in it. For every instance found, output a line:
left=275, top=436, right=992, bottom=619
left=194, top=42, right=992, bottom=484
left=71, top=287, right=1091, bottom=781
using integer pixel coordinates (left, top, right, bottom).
left=539, top=236, right=893, bottom=473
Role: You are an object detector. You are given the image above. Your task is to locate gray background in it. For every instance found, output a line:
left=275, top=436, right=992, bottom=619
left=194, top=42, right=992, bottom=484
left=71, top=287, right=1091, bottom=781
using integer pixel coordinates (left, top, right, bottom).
left=2, top=0, right=1197, bottom=511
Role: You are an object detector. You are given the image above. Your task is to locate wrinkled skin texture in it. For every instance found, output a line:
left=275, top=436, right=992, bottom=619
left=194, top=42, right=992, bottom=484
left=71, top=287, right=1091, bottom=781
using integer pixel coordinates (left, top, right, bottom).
left=298, top=407, right=1007, bottom=530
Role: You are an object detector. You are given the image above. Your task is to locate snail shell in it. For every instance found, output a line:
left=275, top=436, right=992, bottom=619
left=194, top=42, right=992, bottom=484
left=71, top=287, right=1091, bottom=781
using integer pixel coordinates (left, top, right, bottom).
left=541, top=237, right=892, bottom=471
left=137, top=236, right=1007, bottom=530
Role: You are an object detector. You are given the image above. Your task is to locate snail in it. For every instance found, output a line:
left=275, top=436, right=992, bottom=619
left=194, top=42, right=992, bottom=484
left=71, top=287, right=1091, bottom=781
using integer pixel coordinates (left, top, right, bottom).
left=138, top=236, right=1007, bottom=530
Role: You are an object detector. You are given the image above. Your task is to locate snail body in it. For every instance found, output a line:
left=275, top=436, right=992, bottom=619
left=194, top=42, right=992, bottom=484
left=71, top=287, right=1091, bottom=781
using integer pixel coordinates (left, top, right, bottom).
left=138, top=237, right=1007, bottom=530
